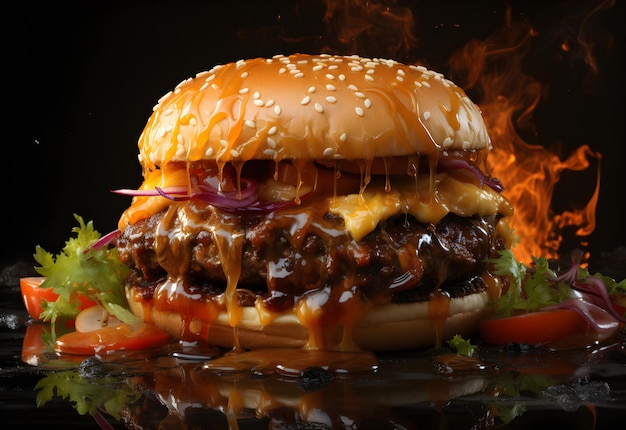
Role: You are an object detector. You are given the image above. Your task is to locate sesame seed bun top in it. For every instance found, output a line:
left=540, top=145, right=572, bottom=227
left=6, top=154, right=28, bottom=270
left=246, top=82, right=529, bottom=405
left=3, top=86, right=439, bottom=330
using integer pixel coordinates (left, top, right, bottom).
left=137, top=53, right=491, bottom=171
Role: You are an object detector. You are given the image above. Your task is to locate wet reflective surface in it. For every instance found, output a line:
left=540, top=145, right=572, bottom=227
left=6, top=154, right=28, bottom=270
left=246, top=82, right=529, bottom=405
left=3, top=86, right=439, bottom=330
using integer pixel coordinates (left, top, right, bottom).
left=2, top=261, right=626, bottom=430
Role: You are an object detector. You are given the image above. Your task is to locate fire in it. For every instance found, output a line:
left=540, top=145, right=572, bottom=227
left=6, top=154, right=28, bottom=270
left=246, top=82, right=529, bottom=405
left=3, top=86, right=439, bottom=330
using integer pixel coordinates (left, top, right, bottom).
left=446, top=7, right=602, bottom=264
left=258, top=0, right=614, bottom=263
left=289, top=0, right=606, bottom=264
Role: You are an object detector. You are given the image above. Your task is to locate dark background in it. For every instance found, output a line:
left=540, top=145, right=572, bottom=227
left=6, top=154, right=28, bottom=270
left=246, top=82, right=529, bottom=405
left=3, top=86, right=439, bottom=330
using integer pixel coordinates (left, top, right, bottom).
left=4, top=0, right=624, bottom=270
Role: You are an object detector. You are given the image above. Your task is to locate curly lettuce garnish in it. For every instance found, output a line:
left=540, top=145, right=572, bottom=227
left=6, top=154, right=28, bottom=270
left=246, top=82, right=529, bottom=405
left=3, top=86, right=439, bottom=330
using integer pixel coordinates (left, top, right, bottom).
left=447, top=334, right=478, bottom=357
left=35, top=369, right=138, bottom=420
left=33, top=214, right=135, bottom=338
left=486, top=250, right=571, bottom=317
left=487, top=249, right=626, bottom=326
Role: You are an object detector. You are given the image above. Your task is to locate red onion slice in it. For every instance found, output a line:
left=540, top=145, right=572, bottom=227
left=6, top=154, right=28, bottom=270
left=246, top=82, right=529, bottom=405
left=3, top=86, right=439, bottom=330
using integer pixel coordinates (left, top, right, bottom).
left=437, top=159, right=504, bottom=192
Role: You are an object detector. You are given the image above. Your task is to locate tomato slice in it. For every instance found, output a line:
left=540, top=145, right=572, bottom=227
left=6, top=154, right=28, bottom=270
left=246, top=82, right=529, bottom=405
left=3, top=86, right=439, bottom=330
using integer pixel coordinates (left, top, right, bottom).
left=20, top=276, right=96, bottom=321
left=54, top=322, right=171, bottom=355
left=478, top=309, right=588, bottom=346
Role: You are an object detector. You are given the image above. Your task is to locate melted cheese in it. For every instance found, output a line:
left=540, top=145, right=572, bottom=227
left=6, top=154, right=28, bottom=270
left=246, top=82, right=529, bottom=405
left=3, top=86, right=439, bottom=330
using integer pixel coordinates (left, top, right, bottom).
left=329, top=173, right=514, bottom=242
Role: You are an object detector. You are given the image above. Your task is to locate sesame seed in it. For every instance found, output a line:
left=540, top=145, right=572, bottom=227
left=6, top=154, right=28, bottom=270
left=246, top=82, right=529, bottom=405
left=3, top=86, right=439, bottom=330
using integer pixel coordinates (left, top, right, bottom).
left=355, top=107, right=364, bottom=116
left=397, top=69, right=405, bottom=76
left=301, top=95, right=311, bottom=105
left=274, top=105, right=282, bottom=115
left=414, top=81, right=422, bottom=88
left=219, top=139, right=228, bottom=147
left=241, top=71, right=249, bottom=78
left=236, top=59, right=246, bottom=68
left=443, top=137, right=454, bottom=147
left=263, top=148, right=275, bottom=156
left=239, top=88, right=249, bottom=94
left=294, top=72, right=304, bottom=78
left=267, top=137, right=276, bottom=148
left=422, top=81, right=431, bottom=88
left=230, top=149, right=240, bottom=157
left=355, top=91, right=365, bottom=98
left=211, top=84, right=219, bottom=90
left=423, top=111, right=431, bottom=120
left=348, top=84, right=358, bottom=91
left=199, top=82, right=209, bottom=91
left=366, top=69, right=375, bottom=74
left=286, top=63, right=297, bottom=69
left=265, top=99, right=275, bottom=107
left=205, top=74, right=215, bottom=82
left=189, top=117, right=197, bottom=126
left=253, top=91, right=260, bottom=99
left=340, top=133, right=347, bottom=141
left=315, top=103, right=324, bottom=113
left=325, top=74, right=335, bottom=80
left=365, top=75, right=374, bottom=81
left=312, top=65, right=324, bottom=72
left=351, top=66, right=362, bottom=72
left=323, top=147, right=334, bottom=157
left=364, top=99, right=371, bottom=108
left=279, top=68, right=286, bottom=74
left=158, top=91, right=173, bottom=104
left=268, top=126, right=277, bottom=135
left=338, top=74, right=346, bottom=81
left=253, top=99, right=264, bottom=106
left=245, top=119, right=256, bottom=128
left=396, top=76, right=404, bottom=82
left=416, top=65, right=427, bottom=72
left=326, top=84, right=336, bottom=91
left=325, top=96, right=337, bottom=103
left=308, top=86, right=316, bottom=93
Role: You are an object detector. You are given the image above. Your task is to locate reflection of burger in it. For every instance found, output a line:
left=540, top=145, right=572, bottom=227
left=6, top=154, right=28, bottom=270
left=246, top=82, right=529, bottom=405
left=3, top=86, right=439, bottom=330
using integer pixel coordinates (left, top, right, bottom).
left=116, top=53, right=514, bottom=351
left=123, top=356, right=490, bottom=429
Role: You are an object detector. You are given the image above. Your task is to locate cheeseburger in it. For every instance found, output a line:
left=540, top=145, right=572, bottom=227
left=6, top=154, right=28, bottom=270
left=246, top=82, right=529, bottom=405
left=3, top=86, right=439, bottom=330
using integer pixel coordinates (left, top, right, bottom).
left=115, top=53, right=514, bottom=352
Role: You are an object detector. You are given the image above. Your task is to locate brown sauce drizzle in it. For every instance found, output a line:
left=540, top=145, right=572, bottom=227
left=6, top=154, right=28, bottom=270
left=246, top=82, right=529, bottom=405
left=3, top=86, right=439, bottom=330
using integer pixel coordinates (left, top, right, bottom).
left=140, top=152, right=504, bottom=356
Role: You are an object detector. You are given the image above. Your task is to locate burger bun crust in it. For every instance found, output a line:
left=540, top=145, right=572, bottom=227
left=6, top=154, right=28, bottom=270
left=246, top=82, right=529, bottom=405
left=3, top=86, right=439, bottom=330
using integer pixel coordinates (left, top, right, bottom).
left=126, top=286, right=490, bottom=351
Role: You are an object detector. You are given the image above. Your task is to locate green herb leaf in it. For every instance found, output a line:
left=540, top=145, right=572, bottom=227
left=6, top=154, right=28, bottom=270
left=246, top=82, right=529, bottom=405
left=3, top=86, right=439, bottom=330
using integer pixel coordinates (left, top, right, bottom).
left=35, top=370, right=138, bottom=420
left=33, top=214, right=133, bottom=338
left=486, top=250, right=571, bottom=317
left=446, top=334, right=478, bottom=357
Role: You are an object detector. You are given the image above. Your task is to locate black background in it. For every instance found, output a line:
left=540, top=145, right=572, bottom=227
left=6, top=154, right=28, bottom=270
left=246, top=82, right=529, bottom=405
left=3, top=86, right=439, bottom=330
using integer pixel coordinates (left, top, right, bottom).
left=4, top=0, right=624, bottom=269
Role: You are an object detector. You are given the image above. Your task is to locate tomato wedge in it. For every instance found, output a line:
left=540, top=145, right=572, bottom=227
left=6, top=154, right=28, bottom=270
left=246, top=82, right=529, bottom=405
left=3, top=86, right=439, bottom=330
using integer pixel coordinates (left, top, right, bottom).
left=54, top=322, right=171, bottom=355
left=478, top=309, right=588, bottom=346
left=20, top=276, right=96, bottom=321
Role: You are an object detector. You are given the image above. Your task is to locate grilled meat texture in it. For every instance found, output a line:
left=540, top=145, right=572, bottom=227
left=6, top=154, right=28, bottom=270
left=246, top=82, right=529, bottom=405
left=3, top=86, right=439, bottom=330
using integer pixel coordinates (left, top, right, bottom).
left=116, top=200, right=503, bottom=313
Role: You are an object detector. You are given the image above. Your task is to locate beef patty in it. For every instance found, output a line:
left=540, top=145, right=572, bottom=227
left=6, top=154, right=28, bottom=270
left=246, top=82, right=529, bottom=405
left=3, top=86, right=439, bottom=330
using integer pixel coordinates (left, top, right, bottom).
left=116, top=199, right=504, bottom=314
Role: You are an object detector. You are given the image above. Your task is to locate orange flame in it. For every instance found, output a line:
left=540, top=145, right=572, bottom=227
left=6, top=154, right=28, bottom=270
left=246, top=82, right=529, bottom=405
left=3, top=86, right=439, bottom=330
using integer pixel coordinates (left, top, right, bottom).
left=311, top=0, right=605, bottom=264
left=446, top=6, right=602, bottom=264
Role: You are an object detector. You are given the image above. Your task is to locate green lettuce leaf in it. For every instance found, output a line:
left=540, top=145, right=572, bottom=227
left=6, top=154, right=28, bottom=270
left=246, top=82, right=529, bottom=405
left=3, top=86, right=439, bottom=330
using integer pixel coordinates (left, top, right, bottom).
left=33, top=214, right=134, bottom=338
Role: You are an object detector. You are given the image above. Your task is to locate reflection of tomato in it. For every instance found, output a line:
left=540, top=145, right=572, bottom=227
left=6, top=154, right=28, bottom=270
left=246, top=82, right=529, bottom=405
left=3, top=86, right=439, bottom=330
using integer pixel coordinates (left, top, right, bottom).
left=21, top=323, right=49, bottom=366
left=20, top=277, right=96, bottom=321
left=54, top=322, right=170, bottom=355
left=479, top=309, right=588, bottom=346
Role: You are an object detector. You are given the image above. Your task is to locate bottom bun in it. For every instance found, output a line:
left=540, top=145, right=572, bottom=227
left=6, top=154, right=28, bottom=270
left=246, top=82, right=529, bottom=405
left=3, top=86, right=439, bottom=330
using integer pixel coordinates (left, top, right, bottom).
left=126, top=286, right=489, bottom=351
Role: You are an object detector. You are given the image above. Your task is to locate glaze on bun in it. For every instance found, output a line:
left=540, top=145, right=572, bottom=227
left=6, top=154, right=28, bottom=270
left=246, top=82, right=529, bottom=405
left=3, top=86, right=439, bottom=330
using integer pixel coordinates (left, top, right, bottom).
left=116, top=53, right=514, bottom=351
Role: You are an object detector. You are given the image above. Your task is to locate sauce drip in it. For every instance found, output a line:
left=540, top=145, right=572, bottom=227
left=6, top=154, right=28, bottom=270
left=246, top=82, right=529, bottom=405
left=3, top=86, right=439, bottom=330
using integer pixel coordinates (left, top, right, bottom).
left=427, top=288, right=451, bottom=348
left=211, top=213, right=245, bottom=350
